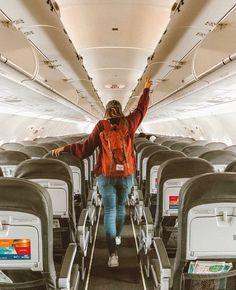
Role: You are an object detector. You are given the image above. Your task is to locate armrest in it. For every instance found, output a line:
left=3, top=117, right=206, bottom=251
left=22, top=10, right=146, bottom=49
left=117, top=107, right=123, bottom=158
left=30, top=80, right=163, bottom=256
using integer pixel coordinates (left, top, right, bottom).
left=151, top=238, right=171, bottom=290
left=77, top=208, right=89, bottom=230
left=87, top=189, right=93, bottom=204
left=77, top=208, right=90, bottom=255
left=140, top=207, right=154, bottom=253
left=142, top=207, right=154, bottom=225
left=153, top=237, right=171, bottom=272
left=58, top=243, right=77, bottom=289
left=137, top=189, right=144, bottom=203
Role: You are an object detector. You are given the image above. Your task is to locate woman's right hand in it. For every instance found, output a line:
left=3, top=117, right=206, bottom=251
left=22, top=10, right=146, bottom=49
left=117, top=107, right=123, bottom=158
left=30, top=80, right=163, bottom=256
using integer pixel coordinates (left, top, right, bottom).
left=51, top=146, right=65, bottom=157
left=144, top=77, right=152, bottom=89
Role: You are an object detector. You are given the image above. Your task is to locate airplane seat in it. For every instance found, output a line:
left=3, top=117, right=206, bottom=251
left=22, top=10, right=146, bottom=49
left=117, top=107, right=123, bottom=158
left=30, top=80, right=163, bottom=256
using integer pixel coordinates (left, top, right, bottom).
left=135, top=141, right=156, bottom=183
left=154, top=137, right=172, bottom=145
left=19, top=145, right=48, bottom=159
left=161, top=140, right=179, bottom=148
left=140, top=158, right=214, bottom=277
left=187, top=146, right=211, bottom=157
left=0, top=178, right=79, bottom=290
left=205, top=142, right=227, bottom=150
left=182, top=145, right=205, bottom=156
left=199, top=150, right=236, bottom=172
left=151, top=173, right=236, bottom=290
left=156, top=157, right=214, bottom=250
left=225, top=160, right=236, bottom=172
left=44, top=152, right=97, bottom=232
left=1, top=142, right=24, bottom=151
left=190, top=140, right=209, bottom=146
left=39, top=143, right=59, bottom=151
left=132, top=145, right=169, bottom=224
left=224, top=145, right=236, bottom=154
left=14, top=158, right=90, bottom=279
left=170, top=142, right=193, bottom=151
left=0, top=150, right=30, bottom=177
left=144, top=150, right=186, bottom=215
left=54, top=140, right=69, bottom=147
left=20, top=140, right=37, bottom=146
left=135, top=137, right=148, bottom=145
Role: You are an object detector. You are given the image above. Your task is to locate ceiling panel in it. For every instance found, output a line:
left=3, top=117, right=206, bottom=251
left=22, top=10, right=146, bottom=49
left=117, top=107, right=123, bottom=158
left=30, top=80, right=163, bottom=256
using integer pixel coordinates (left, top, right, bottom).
left=57, top=0, right=175, bottom=108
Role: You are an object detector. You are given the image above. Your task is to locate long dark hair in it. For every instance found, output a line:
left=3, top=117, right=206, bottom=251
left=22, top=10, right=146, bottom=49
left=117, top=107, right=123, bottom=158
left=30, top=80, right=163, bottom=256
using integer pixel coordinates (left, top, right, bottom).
left=104, top=106, right=127, bottom=126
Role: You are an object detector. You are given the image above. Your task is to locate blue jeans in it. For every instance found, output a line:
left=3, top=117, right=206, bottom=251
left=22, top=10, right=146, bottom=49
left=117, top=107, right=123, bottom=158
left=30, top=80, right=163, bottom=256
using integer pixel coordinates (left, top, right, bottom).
left=97, top=175, right=133, bottom=254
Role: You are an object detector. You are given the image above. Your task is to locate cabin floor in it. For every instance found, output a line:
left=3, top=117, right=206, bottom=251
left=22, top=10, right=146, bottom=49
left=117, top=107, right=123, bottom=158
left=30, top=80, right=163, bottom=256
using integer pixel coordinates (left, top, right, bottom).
left=80, top=206, right=149, bottom=290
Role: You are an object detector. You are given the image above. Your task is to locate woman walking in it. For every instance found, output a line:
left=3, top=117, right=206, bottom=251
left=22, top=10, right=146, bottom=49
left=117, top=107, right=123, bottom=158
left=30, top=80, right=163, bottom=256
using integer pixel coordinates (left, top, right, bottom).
left=52, top=77, right=152, bottom=267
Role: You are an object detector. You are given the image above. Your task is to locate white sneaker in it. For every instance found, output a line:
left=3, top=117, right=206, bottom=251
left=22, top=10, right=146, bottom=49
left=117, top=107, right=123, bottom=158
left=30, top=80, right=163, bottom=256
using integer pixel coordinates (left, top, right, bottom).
left=108, top=255, right=119, bottom=267
left=115, top=236, right=121, bottom=245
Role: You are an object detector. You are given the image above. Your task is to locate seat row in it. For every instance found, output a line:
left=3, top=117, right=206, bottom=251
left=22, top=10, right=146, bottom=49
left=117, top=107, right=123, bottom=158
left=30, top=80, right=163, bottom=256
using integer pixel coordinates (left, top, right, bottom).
left=132, top=135, right=236, bottom=290
left=0, top=135, right=99, bottom=289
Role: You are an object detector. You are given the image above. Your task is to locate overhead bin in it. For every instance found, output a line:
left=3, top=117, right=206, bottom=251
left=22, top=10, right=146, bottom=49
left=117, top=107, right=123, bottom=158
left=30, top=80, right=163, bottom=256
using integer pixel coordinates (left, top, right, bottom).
left=125, top=0, right=236, bottom=113
left=0, top=0, right=104, bottom=118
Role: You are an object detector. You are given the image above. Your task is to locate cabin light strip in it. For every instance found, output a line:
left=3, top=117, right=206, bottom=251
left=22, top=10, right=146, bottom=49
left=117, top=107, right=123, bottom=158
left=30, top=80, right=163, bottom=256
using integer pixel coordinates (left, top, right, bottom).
left=130, top=215, right=147, bottom=290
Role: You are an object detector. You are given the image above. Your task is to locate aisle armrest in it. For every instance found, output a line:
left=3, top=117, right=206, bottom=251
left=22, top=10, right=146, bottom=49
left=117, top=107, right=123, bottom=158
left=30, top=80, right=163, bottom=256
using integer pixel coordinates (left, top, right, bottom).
left=58, top=243, right=77, bottom=290
left=151, top=237, right=171, bottom=290
left=139, top=207, right=154, bottom=254
left=77, top=208, right=90, bottom=255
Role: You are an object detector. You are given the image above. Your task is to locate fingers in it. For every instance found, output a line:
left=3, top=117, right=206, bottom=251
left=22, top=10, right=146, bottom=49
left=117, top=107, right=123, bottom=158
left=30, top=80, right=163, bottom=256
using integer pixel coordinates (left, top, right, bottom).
left=51, top=147, right=64, bottom=157
left=144, top=76, right=152, bottom=89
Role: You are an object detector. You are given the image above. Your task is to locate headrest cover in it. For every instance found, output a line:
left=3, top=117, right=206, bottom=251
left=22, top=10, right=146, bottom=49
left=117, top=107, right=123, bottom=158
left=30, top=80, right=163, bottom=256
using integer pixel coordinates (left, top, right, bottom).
left=21, top=146, right=48, bottom=158
left=14, top=158, right=73, bottom=184
left=158, top=157, right=215, bottom=182
left=44, top=152, right=84, bottom=168
left=0, top=150, right=30, bottom=165
left=147, top=150, right=186, bottom=167
left=199, top=150, right=236, bottom=164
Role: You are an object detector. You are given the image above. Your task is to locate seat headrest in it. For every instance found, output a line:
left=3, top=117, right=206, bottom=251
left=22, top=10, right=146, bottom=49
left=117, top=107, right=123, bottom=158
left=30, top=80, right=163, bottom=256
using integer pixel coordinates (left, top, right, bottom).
left=20, top=146, right=48, bottom=158
left=147, top=150, right=186, bottom=167
left=1, top=143, right=24, bottom=150
left=157, top=157, right=215, bottom=182
left=14, top=158, right=73, bottom=184
left=44, top=151, right=84, bottom=168
left=199, top=150, right=236, bottom=164
left=182, top=145, right=204, bottom=155
left=205, top=142, right=226, bottom=150
left=225, top=160, right=236, bottom=172
left=0, top=177, right=53, bottom=222
left=179, top=172, right=236, bottom=215
left=0, top=150, right=30, bottom=165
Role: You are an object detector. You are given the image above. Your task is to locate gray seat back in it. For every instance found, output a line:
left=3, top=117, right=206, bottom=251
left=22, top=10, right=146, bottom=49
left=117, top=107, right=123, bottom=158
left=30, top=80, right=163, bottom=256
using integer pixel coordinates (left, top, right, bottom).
left=20, top=146, right=48, bottom=159
left=0, top=178, right=56, bottom=288
left=157, top=157, right=214, bottom=223
left=145, top=150, right=186, bottom=197
left=205, top=142, right=226, bottom=150
left=1, top=143, right=24, bottom=151
left=199, top=150, right=236, bottom=172
left=173, top=173, right=236, bottom=290
left=0, top=151, right=30, bottom=177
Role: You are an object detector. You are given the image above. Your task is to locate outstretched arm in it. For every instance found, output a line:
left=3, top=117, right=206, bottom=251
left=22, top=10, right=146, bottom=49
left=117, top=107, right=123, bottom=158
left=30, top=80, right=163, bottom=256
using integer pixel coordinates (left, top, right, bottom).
left=51, top=121, right=102, bottom=159
left=127, top=77, right=152, bottom=132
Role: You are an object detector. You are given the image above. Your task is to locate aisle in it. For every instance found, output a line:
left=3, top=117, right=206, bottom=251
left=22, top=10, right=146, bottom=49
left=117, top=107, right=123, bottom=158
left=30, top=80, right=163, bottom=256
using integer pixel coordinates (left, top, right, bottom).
left=86, top=211, right=144, bottom=290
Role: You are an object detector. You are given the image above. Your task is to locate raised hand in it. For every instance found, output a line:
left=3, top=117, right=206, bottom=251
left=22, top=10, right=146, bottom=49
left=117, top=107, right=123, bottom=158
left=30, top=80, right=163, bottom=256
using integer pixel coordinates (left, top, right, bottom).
left=144, top=76, right=152, bottom=89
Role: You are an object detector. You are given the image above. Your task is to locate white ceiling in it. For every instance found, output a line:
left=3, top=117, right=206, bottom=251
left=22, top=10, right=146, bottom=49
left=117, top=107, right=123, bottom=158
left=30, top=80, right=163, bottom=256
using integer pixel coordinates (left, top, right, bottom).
left=57, top=0, right=175, bottom=108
